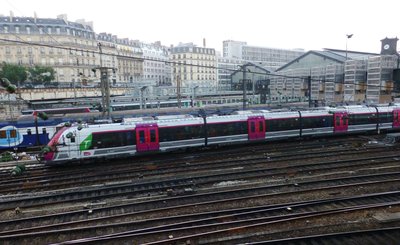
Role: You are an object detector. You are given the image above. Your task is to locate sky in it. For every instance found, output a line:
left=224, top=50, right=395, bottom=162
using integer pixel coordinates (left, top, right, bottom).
left=2, top=0, right=400, bottom=54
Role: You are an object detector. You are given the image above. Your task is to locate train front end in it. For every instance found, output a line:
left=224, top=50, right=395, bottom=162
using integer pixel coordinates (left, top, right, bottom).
left=37, top=125, right=69, bottom=164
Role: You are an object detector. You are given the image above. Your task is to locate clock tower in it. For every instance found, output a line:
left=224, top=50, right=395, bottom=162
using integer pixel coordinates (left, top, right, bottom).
left=380, top=37, right=398, bottom=55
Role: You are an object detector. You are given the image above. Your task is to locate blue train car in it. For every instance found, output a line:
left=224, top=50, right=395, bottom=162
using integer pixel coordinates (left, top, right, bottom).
left=0, top=116, right=68, bottom=150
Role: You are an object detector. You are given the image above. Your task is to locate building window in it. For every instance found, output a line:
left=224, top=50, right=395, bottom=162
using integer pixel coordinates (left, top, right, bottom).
left=26, top=26, right=30, bottom=34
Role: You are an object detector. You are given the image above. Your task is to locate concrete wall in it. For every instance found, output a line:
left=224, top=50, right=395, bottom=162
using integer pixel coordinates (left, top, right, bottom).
left=16, top=87, right=127, bottom=101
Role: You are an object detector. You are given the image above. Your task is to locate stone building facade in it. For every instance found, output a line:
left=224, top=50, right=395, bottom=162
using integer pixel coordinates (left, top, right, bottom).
left=0, top=14, right=98, bottom=86
left=170, top=43, right=217, bottom=89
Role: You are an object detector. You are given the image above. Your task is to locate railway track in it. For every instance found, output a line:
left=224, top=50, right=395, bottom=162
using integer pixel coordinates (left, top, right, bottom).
left=0, top=136, right=390, bottom=195
left=1, top=146, right=399, bottom=211
left=1, top=184, right=399, bottom=243
left=1, top=168, right=400, bottom=243
left=254, top=227, right=400, bottom=245
left=0, top=135, right=399, bottom=244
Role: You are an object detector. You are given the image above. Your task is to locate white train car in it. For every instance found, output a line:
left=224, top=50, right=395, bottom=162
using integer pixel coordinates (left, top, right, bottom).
left=39, top=105, right=400, bottom=165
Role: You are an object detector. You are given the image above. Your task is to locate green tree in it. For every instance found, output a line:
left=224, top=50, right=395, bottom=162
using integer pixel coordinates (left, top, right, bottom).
left=0, top=62, right=27, bottom=85
left=0, top=77, right=17, bottom=93
left=28, top=65, right=56, bottom=85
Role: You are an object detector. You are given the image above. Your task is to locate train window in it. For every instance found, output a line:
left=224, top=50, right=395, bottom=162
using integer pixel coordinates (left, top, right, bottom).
left=348, top=113, right=376, bottom=125
left=302, top=116, right=333, bottom=129
left=207, top=122, right=247, bottom=137
left=267, top=118, right=300, bottom=132
left=10, top=130, right=17, bottom=138
left=336, top=117, right=341, bottom=126
left=27, top=129, right=32, bottom=135
left=378, top=112, right=392, bottom=124
left=259, top=121, right=264, bottom=132
left=250, top=122, right=256, bottom=133
left=139, top=131, right=145, bottom=143
left=90, top=130, right=135, bottom=149
left=0, top=131, right=6, bottom=139
left=42, top=128, right=47, bottom=134
left=159, top=125, right=204, bottom=142
left=150, top=129, right=156, bottom=142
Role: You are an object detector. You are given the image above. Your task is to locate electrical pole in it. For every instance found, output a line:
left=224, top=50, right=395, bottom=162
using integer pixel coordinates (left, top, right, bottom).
left=101, top=68, right=111, bottom=118
left=177, top=74, right=181, bottom=108
left=98, top=43, right=106, bottom=117
left=307, top=76, right=312, bottom=108
left=96, top=42, right=113, bottom=119
left=242, top=65, right=247, bottom=110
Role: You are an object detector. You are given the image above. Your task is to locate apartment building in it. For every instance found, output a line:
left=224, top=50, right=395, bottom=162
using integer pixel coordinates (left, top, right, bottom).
left=0, top=13, right=146, bottom=87
left=170, top=43, right=217, bottom=88
left=223, top=40, right=305, bottom=71
left=115, top=38, right=143, bottom=84
left=0, top=13, right=98, bottom=85
left=141, top=41, right=171, bottom=86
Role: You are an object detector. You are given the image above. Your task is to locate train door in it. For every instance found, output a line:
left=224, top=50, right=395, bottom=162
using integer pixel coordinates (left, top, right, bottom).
left=136, top=125, right=159, bottom=152
left=393, top=109, right=400, bottom=128
left=248, top=116, right=266, bottom=140
left=334, top=112, right=348, bottom=132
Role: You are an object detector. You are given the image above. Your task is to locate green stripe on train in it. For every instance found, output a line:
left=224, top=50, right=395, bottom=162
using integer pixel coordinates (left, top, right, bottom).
left=80, top=134, right=92, bottom=151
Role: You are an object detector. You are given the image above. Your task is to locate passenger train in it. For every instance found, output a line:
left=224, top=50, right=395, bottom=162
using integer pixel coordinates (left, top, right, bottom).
left=0, top=96, right=254, bottom=151
left=21, top=107, right=93, bottom=116
left=39, top=104, right=400, bottom=165
left=0, top=103, right=258, bottom=151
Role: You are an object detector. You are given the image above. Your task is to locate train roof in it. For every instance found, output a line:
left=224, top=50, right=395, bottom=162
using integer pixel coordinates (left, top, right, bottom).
left=232, top=110, right=267, bottom=115
left=155, top=114, right=194, bottom=120
left=122, top=117, right=154, bottom=124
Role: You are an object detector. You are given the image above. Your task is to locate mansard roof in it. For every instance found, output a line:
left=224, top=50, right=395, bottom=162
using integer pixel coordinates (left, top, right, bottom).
left=0, top=16, right=93, bottom=31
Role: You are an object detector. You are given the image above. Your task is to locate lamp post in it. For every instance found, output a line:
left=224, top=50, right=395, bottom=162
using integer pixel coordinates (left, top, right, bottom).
left=345, top=34, right=353, bottom=60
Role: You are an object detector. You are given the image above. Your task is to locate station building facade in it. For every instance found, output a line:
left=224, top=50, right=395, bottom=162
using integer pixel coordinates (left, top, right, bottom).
left=271, top=38, right=400, bottom=105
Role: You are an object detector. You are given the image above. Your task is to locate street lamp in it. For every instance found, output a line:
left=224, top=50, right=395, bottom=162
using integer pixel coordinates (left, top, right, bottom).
left=345, top=34, right=353, bottom=60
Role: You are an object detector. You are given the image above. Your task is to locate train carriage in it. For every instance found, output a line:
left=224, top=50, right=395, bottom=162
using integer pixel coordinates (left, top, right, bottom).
left=39, top=104, right=400, bottom=165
